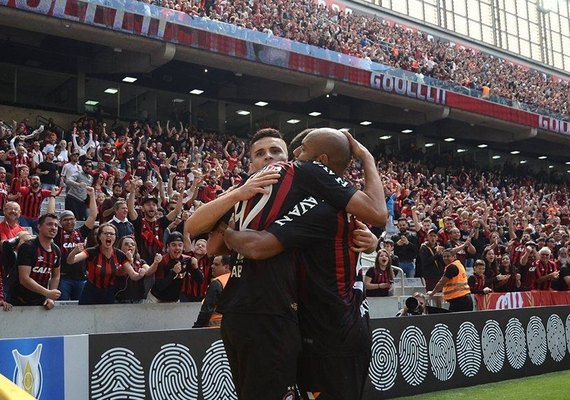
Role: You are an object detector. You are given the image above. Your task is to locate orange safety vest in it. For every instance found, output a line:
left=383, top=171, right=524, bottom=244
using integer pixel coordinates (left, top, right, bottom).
left=442, top=260, right=470, bottom=301
left=207, top=272, right=230, bottom=327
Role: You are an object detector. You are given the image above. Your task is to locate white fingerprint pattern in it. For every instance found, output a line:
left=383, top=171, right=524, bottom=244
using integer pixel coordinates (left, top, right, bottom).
left=149, top=343, right=198, bottom=400
left=201, top=340, right=237, bottom=400
left=369, top=328, right=398, bottom=391
left=429, top=323, right=456, bottom=381
left=566, top=314, right=570, bottom=356
left=399, top=326, right=428, bottom=386
left=91, top=347, right=146, bottom=400
left=456, top=322, right=481, bottom=377
left=527, top=316, right=547, bottom=366
left=505, top=318, right=526, bottom=369
left=481, top=320, right=505, bottom=373
left=546, top=314, right=566, bottom=362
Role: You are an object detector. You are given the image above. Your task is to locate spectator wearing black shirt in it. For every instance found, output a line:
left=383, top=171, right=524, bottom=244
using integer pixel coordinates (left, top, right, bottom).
left=193, top=255, right=231, bottom=328
left=391, top=218, right=418, bottom=277
left=55, top=187, right=97, bottom=301
left=147, top=232, right=203, bottom=303
left=419, top=229, right=444, bottom=291
left=37, top=151, right=59, bottom=190
left=468, top=259, right=493, bottom=294
left=11, top=213, right=61, bottom=309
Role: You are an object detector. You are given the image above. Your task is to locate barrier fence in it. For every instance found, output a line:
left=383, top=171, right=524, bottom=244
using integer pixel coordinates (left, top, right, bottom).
left=1, top=306, right=569, bottom=399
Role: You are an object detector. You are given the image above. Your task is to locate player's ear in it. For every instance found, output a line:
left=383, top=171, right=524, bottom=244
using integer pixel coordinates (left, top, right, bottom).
left=318, top=153, right=329, bottom=166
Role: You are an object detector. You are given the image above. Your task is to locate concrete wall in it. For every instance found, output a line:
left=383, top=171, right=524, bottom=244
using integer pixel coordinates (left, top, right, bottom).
left=0, top=297, right=402, bottom=339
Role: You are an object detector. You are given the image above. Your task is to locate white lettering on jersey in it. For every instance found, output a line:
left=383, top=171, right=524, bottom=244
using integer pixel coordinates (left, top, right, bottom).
left=230, top=265, right=242, bottom=278
left=31, top=266, right=50, bottom=274
left=312, top=161, right=349, bottom=188
left=274, top=196, right=319, bottom=227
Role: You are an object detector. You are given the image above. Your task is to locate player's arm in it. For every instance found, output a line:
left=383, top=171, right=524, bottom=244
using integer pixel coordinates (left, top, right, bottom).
left=224, top=228, right=283, bottom=260
left=343, top=132, right=387, bottom=227
left=185, top=170, right=280, bottom=236
left=351, top=220, right=378, bottom=253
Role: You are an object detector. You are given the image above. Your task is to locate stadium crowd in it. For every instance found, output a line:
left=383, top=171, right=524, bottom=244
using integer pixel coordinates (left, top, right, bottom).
left=0, top=112, right=568, bottom=314
left=155, top=0, right=569, bottom=116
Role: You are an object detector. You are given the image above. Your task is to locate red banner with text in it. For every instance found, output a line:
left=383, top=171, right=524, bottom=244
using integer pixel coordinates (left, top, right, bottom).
left=475, top=290, right=570, bottom=310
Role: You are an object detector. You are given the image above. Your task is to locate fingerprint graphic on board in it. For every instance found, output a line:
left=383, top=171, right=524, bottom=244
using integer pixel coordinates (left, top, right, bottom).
left=149, top=343, right=198, bottom=400
left=91, top=348, right=146, bottom=400
left=368, top=328, right=398, bottom=391
left=399, top=326, right=428, bottom=386
left=429, top=323, right=456, bottom=381
left=481, top=320, right=505, bottom=373
left=546, top=314, right=566, bottom=363
left=505, top=318, right=526, bottom=370
left=201, top=340, right=237, bottom=400
left=527, top=316, right=547, bottom=366
left=456, top=322, right=481, bottom=377
left=566, top=314, right=570, bottom=356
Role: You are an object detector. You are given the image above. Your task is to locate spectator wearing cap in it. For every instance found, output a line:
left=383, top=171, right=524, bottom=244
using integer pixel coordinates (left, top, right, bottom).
left=109, top=200, right=134, bottom=239
left=55, top=187, right=97, bottom=300
left=127, top=178, right=184, bottom=264
left=146, top=232, right=203, bottom=303
left=419, top=228, right=445, bottom=291
left=64, top=159, right=94, bottom=221
left=391, top=217, right=418, bottom=278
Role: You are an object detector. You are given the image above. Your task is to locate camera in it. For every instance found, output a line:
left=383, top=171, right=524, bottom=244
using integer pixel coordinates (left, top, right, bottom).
left=405, top=296, right=424, bottom=316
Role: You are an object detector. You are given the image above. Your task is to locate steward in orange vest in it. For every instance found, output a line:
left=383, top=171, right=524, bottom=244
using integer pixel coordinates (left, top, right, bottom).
left=427, top=249, right=473, bottom=312
left=193, top=255, right=231, bottom=328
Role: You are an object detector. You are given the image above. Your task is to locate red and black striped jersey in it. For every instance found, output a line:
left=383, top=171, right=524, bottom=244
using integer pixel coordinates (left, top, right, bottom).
left=17, top=187, right=51, bottom=219
left=130, top=214, right=170, bottom=263
left=10, top=154, right=31, bottom=179
left=218, top=160, right=357, bottom=320
left=267, top=202, right=369, bottom=355
left=13, top=238, right=60, bottom=305
left=9, top=177, right=30, bottom=195
left=366, top=266, right=393, bottom=297
left=181, top=254, right=211, bottom=299
left=151, top=254, right=203, bottom=302
left=83, top=247, right=128, bottom=288
left=468, top=273, right=488, bottom=294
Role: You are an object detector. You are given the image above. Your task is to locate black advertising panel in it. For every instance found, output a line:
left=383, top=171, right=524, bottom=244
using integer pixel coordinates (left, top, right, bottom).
left=89, top=306, right=570, bottom=399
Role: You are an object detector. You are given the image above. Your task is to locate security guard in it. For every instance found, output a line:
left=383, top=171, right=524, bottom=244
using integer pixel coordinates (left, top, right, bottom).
left=193, top=255, right=231, bottom=328
left=427, top=249, right=473, bottom=312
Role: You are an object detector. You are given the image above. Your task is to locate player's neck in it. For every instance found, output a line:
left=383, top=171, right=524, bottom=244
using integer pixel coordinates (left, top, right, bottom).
left=38, top=235, right=53, bottom=250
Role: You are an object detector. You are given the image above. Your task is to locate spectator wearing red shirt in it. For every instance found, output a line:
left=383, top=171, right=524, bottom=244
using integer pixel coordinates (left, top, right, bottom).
left=0, top=167, right=8, bottom=213
left=200, top=177, right=222, bottom=203
left=16, top=175, right=58, bottom=233
left=438, top=217, right=455, bottom=245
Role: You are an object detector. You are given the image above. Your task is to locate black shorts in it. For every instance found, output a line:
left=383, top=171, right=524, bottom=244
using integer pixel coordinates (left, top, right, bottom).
left=298, top=352, right=371, bottom=400
left=298, top=318, right=371, bottom=400
left=221, top=313, right=301, bottom=400
left=448, top=294, right=474, bottom=312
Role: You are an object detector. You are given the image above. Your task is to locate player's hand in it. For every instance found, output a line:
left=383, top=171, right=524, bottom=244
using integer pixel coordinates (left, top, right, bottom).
left=351, top=220, right=377, bottom=253
left=234, top=170, right=280, bottom=201
left=46, top=289, right=61, bottom=300
left=342, top=130, right=371, bottom=160
left=43, top=298, right=55, bottom=310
